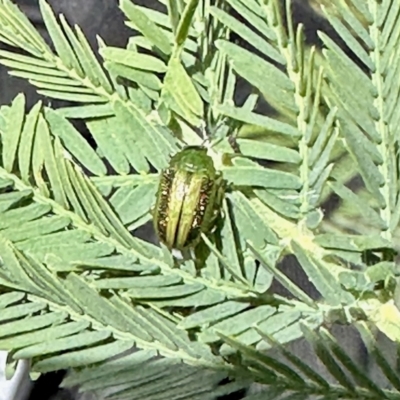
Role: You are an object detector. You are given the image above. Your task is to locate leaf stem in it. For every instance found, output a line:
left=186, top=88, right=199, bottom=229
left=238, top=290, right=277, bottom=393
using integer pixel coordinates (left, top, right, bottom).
left=369, top=1, right=395, bottom=243
left=266, top=0, right=312, bottom=216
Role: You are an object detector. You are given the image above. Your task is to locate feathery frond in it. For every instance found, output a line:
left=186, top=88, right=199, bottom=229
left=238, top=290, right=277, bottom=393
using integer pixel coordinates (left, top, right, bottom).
left=219, top=323, right=400, bottom=399
left=63, top=349, right=249, bottom=400
left=317, top=0, right=400, bottom=244
left=0, top=0, right=400, bottom=399
left=0, top=0, right=179, bottom=172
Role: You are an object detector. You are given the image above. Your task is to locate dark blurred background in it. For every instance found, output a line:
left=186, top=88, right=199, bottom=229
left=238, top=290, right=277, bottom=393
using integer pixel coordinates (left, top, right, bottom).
left=1, top=1, right=371, bottom=400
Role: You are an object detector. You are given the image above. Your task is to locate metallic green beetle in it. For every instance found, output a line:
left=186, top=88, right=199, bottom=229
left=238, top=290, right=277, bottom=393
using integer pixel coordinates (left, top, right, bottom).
left=153, top=145, right=224, bottom=250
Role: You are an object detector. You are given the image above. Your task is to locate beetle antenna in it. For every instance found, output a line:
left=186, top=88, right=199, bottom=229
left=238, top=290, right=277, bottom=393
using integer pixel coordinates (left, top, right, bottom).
left=199, top=120, right=208, bottom=144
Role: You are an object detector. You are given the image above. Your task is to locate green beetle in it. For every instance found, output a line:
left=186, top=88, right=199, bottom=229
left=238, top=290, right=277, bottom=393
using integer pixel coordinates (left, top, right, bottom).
left=153, top=145, right=225, bottom=250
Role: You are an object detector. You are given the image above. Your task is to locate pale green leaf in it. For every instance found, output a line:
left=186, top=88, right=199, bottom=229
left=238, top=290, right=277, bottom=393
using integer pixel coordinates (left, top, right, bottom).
left=55, top=104, right=114, bottom=119
left=39, top=0, right=83, bottom=74
left=17, top=101, right=41, bottom=184
left=101, top=47, right=167, bottom=72
left=109, top=182, right=157, bottom=225
left=105, top=61, right=162, bottom=91
left=291, top=241, right=354, bottom=306
left=120, top=0, right=172, bottom=55
left=87, top=116, right=131, bottom=175
left=44, top=109, right=107, bottom=176
left=216, top=104, right=299, bottom=137
left=210, top=6, right=284, bottom=64
left=223, top=159, right=301, bottom=190
left=228, top=191, right=278, bottom=247
left=162, top=57, right=204, bottom=126
left=179, top=301, right=250, bottom=330
left=2, top=93, right=25, bottom=172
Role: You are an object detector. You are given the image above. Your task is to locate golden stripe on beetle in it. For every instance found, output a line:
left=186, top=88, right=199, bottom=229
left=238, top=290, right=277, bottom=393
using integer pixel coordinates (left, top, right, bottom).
left=153, top=145, right=224, bottom=250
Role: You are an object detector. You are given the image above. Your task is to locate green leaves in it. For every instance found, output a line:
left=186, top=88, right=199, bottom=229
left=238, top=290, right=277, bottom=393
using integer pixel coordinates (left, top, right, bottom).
left=0, top=0, right=110, bottom=102
left=223, top=159, right=301, bottom=189
left=0, top=0, right=179, bottom=174
left=162, top=57, right=204, bottom=125
left=0, top=0, right=400, bottom=399
left=216, top=40, right=296, bottom=115
left=319, top=0, right=400, bottom=241
left=213, top=0, right=340, bottom=223
left=120, top=0, right=172, bottom=56
left=0, top=237, right=222, bottom=368
left=44, top=109, right=106, bottom=176
left=215, top=322, right=400, bottom=400
left=63, top=349, right=246, bottom=400
left=159, top=0, right=205, bottom=126
left=113, top=100, right=177, bottom=171
left=102, top=47, right=167, bottom=73
left=2, top=93, right=25, bottom=172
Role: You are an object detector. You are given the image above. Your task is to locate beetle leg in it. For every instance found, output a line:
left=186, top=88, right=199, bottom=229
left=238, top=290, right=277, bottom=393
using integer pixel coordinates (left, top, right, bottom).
left=228, top=134, right=241, bottom=154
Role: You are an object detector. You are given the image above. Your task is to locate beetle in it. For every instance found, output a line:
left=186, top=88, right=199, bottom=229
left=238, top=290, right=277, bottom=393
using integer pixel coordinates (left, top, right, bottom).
left=153, top=145, right=225, bottom=250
